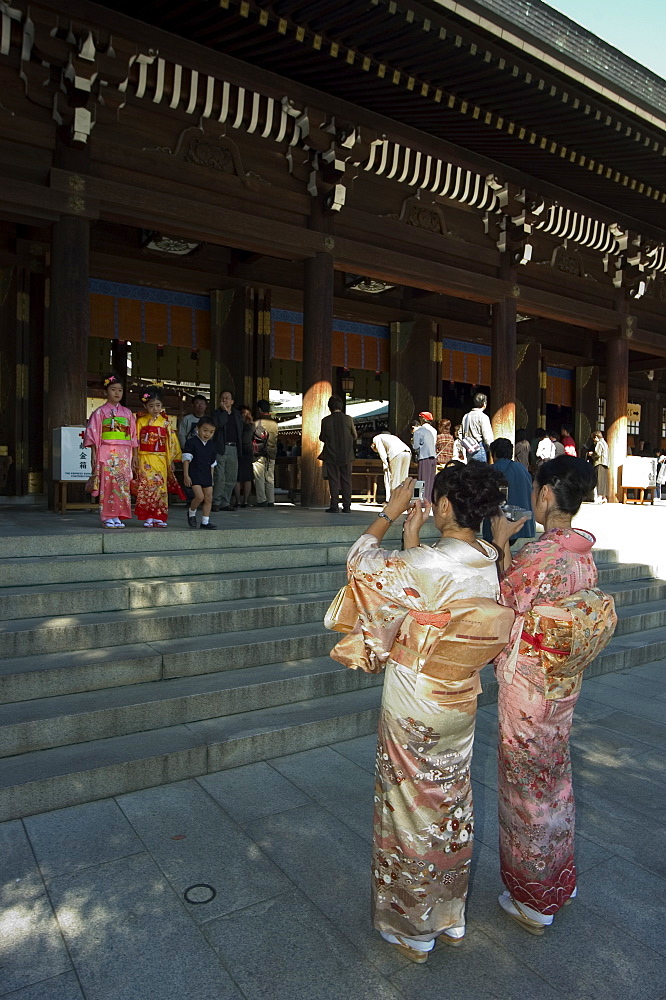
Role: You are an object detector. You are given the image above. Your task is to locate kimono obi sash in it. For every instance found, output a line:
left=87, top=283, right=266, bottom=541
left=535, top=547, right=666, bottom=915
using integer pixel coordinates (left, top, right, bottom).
left=101, top=415, right=131, bottom=442
left=518, top=588, right=617, bottom=700
left=139, top=424, right=168, bottom=453
left=390, top=598, right=515, bottom=700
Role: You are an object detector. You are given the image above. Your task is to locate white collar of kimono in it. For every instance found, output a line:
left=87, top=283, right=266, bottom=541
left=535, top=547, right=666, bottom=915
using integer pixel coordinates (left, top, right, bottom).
left=432, top=535, right=498, bottom=566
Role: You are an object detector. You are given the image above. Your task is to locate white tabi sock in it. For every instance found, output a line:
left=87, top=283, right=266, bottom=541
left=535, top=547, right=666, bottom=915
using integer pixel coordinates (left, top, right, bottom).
left=380, top=932, right=435, bottom=952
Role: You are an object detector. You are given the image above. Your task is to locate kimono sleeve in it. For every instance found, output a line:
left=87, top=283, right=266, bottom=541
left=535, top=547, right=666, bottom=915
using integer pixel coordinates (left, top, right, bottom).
left=83, top=406, right=101, bottom=448
left=168, top=423, right=182, bottom=463
left=499, top=538, right=547, bottom=615
left=128, top=409, right=138, bottom=447
left=346, top=533, right=430, bottom=609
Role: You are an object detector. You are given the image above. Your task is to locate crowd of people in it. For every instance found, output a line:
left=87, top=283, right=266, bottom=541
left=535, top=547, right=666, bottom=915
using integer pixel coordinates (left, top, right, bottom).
left=333, top=456, right=617, bottom=962
left=84, top=376, right=278, bottom=529
left=85, top=375, right=662, bottom=526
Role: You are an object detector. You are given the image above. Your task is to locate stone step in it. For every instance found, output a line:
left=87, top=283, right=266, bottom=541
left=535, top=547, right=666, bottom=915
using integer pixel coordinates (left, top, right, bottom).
left=594, top=562, right=660, bottom=586
left=4, top=611, right=662, bottom=760
left=0, top=542, right=347, bottom=588
left=614, top=600, right=666, bottom=635
left=0, top=527, right=615, bottom=562
left=0, top=521, right=391, bottom=560
left=0, top=541, right=654, bottom=605
left=0, top=592, right=337, bottom=658
left=0, top=655, right=381, bottom=758
left=8, top=585, right=660, bottom=660
left=0, top=623, right=338, bottom=704
left=3, top=631, right=666, bottom=822
left=0, top=563, right=348, bottom=622
left=602, top=578, right=666, bottom=608
left=0, top=684, right=384, bottom=821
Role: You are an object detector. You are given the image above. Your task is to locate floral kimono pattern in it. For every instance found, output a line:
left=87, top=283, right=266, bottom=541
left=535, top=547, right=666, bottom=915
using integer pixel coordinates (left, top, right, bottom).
left=134, top=413, right=185, bottom=522
left=494, top=528, right=597, bottom=915
left=83, top=402, right=137, bottom=522
left=339, top=534, right=509, bottom=943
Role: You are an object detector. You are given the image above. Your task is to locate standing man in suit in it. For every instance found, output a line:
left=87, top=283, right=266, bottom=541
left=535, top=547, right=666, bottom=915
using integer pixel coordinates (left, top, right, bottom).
left=212, top=389, right=243, bottom=511
left=319, top=395, right=357, bottom=512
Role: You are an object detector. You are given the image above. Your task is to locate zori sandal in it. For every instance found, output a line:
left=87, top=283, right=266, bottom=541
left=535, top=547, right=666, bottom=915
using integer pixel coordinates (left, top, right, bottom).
left=498, top=892, right=551, bottom=936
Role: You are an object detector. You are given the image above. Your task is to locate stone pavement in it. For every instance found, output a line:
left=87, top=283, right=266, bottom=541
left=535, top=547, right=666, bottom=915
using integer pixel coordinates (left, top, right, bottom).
left=3, top=658, right=665, bottom=1000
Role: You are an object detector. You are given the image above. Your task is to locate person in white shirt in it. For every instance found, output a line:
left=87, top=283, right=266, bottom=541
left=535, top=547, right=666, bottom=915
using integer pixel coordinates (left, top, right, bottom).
left=461, top=393, right=494, bottom=462
left=412, top=411, right=438, bottom=500
left=178, top=395, right=209, bottom=449
left=372, top=432, right=412, bottom=501
left=536, top=435, right=557, bottom=463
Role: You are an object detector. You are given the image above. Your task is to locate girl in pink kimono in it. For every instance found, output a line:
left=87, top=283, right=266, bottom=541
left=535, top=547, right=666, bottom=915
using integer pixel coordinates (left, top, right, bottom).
left=491, top=456, right=598, bottom=934
left=84, top=375, right=138, bottom=528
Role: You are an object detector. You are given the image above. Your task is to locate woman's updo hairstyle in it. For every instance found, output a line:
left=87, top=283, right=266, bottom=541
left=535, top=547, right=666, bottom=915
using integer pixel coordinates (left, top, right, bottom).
left=432, top=462, right=506, bottom=531
left=535, top=455, right=596, bottom=515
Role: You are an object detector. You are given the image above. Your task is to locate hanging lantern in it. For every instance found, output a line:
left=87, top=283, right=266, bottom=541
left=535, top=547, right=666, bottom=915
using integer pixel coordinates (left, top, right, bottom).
left=341, top=368, right=355, bottom=394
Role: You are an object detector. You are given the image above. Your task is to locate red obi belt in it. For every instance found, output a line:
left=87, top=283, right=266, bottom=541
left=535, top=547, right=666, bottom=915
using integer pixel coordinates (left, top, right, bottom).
left=139, top=426, right=168, bottom=453
left=521, top=630, right=569, bottom=656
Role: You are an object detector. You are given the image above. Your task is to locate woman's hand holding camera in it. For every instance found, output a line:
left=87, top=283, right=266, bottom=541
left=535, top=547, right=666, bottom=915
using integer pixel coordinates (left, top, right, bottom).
left=491, top=511, right=529, bottom=549
left=383, top=478, right=419, bottom=519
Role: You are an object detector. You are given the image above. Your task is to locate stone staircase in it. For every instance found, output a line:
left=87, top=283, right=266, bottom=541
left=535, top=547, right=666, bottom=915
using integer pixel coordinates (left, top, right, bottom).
left=0, top=524, right=665, bottom=822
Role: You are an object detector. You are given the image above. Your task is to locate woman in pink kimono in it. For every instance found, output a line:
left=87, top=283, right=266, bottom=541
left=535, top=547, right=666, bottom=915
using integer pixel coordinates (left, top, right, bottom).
left=491, top=456, right=598, bottom=934
left=335, top=465, right=515, bottom=963
left=84, top=375, right=138, bottom=528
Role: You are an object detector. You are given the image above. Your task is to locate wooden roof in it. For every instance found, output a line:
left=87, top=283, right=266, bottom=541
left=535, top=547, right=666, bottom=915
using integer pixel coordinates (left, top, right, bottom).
left=96, top=0, right=666, bottom=231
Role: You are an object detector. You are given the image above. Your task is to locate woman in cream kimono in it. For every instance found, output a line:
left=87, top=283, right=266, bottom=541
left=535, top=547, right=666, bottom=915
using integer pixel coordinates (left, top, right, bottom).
left=333, top=465, right=514, bottom=963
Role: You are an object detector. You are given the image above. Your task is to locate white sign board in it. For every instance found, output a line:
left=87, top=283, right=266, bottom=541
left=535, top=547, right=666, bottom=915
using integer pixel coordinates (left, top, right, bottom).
left=621, top=456, right=657, bottom=489
left=52, top=427, right=91, bottom=481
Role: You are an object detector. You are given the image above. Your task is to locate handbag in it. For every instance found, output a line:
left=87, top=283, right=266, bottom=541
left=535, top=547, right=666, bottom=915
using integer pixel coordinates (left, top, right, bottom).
left=324, top=584, right=358, bottom=633
left=460, top=415, right=481, bottom=456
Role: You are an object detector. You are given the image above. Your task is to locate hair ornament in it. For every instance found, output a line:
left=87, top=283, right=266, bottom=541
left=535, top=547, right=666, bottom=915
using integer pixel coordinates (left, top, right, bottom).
left=103, top=376, right=118, bottom=387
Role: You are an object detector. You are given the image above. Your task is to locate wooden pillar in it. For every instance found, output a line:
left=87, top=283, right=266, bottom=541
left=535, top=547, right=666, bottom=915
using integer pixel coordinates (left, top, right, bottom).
left=491, top=297, right=517, bottom=441
left=640, top=393, right=659, bottom=451
left=301, top=252, right=333, bottom=507
left=0, top=264, right=19, bottom=495
left=515, top=338, right=541, bottom=436
left=575, top=365, right=600, bottom=454
left=210, top=289, right=245, bottom=405
left=46, top=215, right=89, bottom=507
left=254, top=288, right=271, bottom=406
left=606, top=335, right=629, bottom=502
left=48, top=216, right=89, bottom=426
left=389, top=317, right=441, bottom=441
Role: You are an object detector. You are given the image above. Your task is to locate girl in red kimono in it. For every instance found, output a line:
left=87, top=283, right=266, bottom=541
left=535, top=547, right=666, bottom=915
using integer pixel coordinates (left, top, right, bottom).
left=134, top=386, right=185, bottom=527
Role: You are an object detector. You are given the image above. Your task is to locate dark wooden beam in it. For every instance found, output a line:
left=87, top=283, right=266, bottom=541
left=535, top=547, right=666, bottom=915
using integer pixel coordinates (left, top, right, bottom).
left=597, top=327, right=666, bottom=356
left=29, top=0, right=666, bottom=243
left=626, top=357, right=666, bottom=374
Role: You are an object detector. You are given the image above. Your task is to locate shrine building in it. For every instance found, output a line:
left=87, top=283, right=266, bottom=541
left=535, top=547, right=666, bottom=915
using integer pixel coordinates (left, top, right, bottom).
left=0, top=0, right=665, bottom=505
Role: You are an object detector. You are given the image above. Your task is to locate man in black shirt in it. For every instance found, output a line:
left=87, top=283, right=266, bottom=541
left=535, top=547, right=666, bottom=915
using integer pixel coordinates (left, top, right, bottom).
left=212, top=389, right=244, bottom=511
